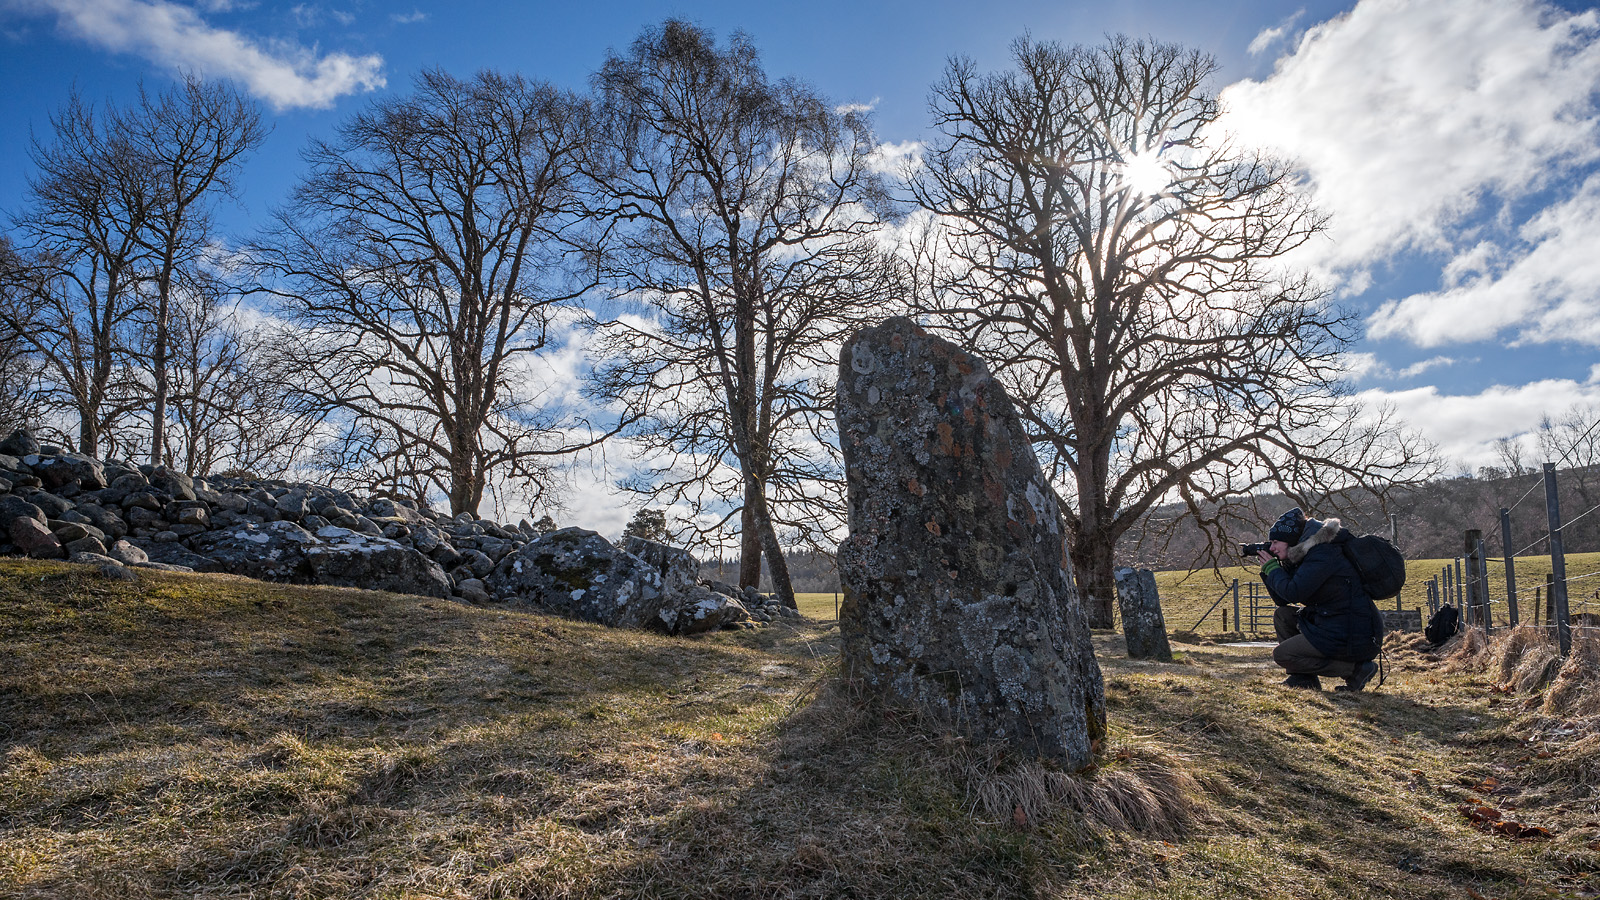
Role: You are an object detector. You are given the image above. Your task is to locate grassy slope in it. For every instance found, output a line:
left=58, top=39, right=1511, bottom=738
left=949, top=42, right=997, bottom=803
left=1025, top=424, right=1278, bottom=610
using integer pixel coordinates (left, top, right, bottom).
left=1152, top=553, right=1600, bottom=636
left=2, top=560, right=1597, bottom=899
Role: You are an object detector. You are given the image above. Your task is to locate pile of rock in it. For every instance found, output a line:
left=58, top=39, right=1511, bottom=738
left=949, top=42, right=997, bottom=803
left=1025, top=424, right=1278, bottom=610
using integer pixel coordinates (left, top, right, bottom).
left=0, top=429, right=775, bottom=636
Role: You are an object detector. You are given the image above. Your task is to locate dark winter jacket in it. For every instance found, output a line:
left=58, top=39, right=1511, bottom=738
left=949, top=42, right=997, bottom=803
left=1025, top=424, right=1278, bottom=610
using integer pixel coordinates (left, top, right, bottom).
left=1262, top=519, right=1384, bottom=662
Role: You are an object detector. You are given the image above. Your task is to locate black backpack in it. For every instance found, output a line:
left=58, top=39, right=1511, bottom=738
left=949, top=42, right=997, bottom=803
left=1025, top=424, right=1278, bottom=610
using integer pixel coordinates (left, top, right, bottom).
left=1425, top=603, right=1460, bottom=645
left=1339, top=531, right=1408, bottom=600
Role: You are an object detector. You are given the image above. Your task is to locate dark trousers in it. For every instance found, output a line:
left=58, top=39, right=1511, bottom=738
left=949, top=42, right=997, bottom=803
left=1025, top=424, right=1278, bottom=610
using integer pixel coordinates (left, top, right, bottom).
left=1273, top=606, right=1356, bottom=678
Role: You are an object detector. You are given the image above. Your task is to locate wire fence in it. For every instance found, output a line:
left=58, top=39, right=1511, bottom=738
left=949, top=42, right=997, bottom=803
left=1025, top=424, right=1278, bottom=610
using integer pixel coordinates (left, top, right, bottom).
left=1423, top=460, right=1599, bottom=656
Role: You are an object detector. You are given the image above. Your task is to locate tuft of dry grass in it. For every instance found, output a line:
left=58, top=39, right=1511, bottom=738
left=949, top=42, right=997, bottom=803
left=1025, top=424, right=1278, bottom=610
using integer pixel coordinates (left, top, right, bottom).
left=1544, top=634, right=1600, bottom=717
left=966, top=742, right=1204, bottom=839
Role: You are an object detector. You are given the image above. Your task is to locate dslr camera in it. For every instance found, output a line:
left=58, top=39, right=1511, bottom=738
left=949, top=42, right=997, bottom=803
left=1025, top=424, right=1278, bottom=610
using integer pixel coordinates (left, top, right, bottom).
left=1238, top=541, right=1273, bottom=559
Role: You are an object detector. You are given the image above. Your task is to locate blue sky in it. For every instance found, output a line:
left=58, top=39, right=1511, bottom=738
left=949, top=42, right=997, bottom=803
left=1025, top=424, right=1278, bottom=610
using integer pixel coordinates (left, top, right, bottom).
left=2, top=0, right=1599, bottom=533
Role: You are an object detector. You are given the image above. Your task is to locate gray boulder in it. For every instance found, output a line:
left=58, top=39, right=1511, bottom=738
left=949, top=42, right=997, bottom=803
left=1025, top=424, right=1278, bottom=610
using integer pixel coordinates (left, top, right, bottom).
left=150, top=468, right=196, bottom=502
left=835, top=317, right=1105, bottom=769
left=670, top=584, right=750, bottom=635
left=75, top=502, right=128, bottom=540
left=9, top=517, right=65, bottom=559
left=107, top=539, right=149, bottom=565
left=486, top=528, right=672, bottom=630
left=0, top=496, right=45, bottom=532
left=33, top=452, right=107, bottom=491
left=456, top=577, right=491, bottom=604
left=623, top=537, right=749, bottom=634
left=275, top=490, right=311, bottom=521
left=190, top=521, right=317, bottom=582
left=140, top=542, right=215, bottom=570
left=0, top=429, right=39, bottom=457
left=303, top=526, right=451, bottom=598
left=23, top=490, right=73, bottom=519
left=624, top=537, right=699, bottom=593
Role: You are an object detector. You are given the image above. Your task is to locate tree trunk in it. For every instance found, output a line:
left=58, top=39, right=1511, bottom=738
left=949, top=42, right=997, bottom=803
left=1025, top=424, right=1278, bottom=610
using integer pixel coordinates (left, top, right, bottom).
left=447, top=440, right=483, bottom=516
left=737, top=494, right=762, bottom=590
left=746, top=476, right=796, bottom=608
left=150, top=268, right=172, bottom=468
left=1072, top=531, right=1118, bottom=629
left=77, top=417, right=99, bottom=459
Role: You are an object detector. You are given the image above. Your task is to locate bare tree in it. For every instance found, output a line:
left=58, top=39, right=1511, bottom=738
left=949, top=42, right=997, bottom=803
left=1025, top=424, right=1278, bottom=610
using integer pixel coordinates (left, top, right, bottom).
left=1495, top=435, right=1530, bottom=477
left=0, top=238, right=46, bottom=432
left=1538, top=404, right=1600, bottom=518
left=256, top=69, right=604, bottom=515
left=912, top=37, right=1436, bottom=626
left=6, top=91, right=155, bottom=457
left=120, top=76, right=265, bottom=467
left=158, top=270, right=314, bottom=478
left=585, top=20, right=904, bottom=604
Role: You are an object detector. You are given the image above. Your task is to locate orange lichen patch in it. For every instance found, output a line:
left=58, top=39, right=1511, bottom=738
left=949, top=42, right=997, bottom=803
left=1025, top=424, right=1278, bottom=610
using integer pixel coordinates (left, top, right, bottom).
left=926, top=520, right=943, bottom=537
left=907, top=477, right=926, bottom=496
left=936, top=422, right=958, bottom=457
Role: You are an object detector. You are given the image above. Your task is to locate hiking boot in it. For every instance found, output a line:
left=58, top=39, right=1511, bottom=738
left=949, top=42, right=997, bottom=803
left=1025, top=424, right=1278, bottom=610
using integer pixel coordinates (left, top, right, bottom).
left=1335, top=661, right=1380, bottom=693
left=1281, top=674, right=1322, bottom=690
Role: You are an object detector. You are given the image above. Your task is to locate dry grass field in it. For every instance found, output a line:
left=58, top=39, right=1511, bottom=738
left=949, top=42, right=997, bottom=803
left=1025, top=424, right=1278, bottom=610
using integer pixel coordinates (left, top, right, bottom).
left=3, top=559, right=1599, bottom=898
left=1150, top=552, right=1600, bottom=637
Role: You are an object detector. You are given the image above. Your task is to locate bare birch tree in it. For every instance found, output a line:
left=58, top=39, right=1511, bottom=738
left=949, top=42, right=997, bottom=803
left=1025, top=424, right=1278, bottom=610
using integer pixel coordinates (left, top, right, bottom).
left=913, top=37, right=1435, bottom=626
left=256, top=70, right=603, bottom=515
left=585, top=20, right=904, bottom=603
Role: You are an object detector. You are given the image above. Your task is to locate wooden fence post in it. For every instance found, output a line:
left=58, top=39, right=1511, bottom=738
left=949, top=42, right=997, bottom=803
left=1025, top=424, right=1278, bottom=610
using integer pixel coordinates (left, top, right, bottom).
left=1544, top=462, right=1572, bottom=656
left=1466, top=531, right=1485, bottom=632
left=1233, top=579, right=1240, bottom=634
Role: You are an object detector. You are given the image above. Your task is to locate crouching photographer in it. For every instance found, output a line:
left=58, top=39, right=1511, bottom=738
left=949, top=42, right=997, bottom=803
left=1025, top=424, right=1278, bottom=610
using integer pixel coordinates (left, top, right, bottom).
left=1252, top=507, right=1383, bottom=692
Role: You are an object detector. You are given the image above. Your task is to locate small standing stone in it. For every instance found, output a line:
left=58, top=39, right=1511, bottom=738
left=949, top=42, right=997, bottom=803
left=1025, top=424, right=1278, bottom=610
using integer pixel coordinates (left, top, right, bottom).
left=1113, top=567, right=1173, bottom=662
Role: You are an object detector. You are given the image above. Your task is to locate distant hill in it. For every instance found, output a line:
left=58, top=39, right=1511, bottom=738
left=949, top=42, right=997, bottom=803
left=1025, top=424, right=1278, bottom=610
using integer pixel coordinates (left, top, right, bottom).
left=729, top=465, right=1600, bottom=584
left=1118, top=465, right=1600, bottom=571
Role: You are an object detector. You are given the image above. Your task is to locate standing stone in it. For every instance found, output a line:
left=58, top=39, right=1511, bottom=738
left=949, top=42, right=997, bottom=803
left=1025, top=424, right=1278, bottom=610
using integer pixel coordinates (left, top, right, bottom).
left=835, top=317, right=1105, bottom=769
left=1113, top=567, right=1173, bottom=662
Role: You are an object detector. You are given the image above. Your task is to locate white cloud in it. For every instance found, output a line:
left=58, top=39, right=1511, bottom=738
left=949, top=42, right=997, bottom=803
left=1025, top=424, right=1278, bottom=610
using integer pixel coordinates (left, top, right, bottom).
left=10, top=0, right=384, bottom=110
left=1221, top=0, right=1600, bottom=281
left=390, top=9, right=424, bottom=25
left=1338, top=351, right=1457, bottom=382
left=1358, top=377, right=1600, bottom=470
left=835, top=97, right=879, bottom=114
left=1368, top=173, right=1600, bottom=346
left=1247, top=9, right=1303, bottom=56
left=1397, top=355, right=1457, bottom=378
left=1339, top=351, right=1384, bottom=382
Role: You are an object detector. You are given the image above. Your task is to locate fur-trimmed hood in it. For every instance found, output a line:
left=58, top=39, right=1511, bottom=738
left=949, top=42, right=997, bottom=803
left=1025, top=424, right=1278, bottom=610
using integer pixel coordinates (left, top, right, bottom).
left=1286, top=518, right=1341, bottom=565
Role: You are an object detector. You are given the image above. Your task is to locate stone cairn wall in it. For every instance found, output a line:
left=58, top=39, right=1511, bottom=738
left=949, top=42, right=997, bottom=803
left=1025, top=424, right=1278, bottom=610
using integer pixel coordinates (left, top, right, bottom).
left=0, top=429, right=793, bottom=636
left=835, top=317, right=1106, bottom=769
